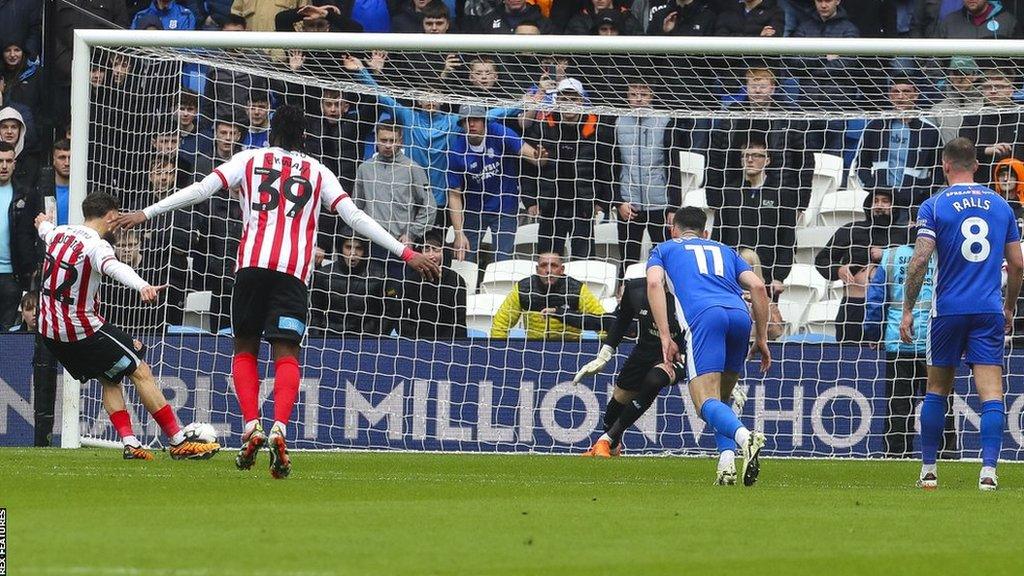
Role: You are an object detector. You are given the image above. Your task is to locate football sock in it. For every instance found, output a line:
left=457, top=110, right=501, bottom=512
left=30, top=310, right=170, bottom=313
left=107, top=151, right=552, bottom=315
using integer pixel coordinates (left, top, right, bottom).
left=232, top=353, right=261, bottom=424
left=271, top=421, right=287, bottom=438
left=603, top=398, right=625, bottom=432
left=272, top=356, right=301, bottom=428
left=718, top=449, right=736, bottom=471
left=152, top=405, right=184, bottom=445
left=699, top=398, right=743, bottom=444
left=980, top=400, right=1005, bottom=469
left=716, top=432, right=738, bottom=457
left=243, top=419, right=259, bottom=436
left=109, top=409, right=134, bottom=441
left=122, top=435, right=141, bottom=448
left=605, top=368, right=669, bottom=443
left=920, top=392, right=946, bottom=466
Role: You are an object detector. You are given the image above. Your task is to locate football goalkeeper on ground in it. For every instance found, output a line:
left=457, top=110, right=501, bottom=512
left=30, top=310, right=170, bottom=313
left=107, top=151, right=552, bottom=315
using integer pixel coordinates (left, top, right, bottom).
left=572, top=277, right=746, bottom=485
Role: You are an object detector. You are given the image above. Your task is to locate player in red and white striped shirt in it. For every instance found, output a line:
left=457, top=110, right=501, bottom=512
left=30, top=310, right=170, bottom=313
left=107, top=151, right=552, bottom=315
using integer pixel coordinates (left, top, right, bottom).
left=118, top=105, right=440, bottom=478
left=37, top=192, right=220, bottom=461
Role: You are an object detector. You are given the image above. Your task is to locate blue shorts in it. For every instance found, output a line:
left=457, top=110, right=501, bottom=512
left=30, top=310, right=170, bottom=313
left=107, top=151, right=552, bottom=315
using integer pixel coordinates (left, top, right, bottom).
left=682, top=307, right=751, bottom=380
left=927, top=313, right=1004, bottom=368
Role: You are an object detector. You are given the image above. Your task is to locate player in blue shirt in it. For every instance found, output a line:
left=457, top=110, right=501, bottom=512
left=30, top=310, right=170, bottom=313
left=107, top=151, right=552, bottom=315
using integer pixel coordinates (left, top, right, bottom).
left=901, top=137, right=1023, bottom=491
left=447, top=105, right=544, bottom=263
left=647, top=207, right=772, bottom=486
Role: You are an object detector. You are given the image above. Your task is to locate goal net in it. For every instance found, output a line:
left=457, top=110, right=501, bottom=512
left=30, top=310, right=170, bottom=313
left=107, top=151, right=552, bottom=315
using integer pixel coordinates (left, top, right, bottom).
left=69, top=31, right=1024, bottom=460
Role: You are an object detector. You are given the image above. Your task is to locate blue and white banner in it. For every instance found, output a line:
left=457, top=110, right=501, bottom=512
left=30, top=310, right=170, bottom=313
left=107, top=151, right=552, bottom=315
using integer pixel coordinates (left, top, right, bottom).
left=1, top=335, right=1022, bottom=459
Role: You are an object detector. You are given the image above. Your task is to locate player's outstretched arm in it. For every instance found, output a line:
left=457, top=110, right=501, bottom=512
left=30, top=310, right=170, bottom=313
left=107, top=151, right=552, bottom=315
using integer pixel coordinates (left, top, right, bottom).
left=740, top=270, right=772, bottom=372
left=646, top=266, right=678, bottom=365
left=115, top=171, right=226, bottom=230
left=35, top=212, right=56, bottom=240
left=900, top=235, right=935, bottom=343
left=1004, top=242, right=1024, bottom=334
left=94, top=242, right=165, bottom=302
left=333, top=194, right=440, bottom=280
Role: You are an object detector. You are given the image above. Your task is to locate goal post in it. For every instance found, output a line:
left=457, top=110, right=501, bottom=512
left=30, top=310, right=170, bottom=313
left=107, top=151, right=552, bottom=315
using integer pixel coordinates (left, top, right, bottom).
left=66, top=29, right=1024, bottom=458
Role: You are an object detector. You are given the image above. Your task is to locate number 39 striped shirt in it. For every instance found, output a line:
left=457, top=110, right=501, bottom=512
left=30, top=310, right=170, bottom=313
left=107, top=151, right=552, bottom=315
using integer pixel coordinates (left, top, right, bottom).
left=143, top=147, right=407, bottom=285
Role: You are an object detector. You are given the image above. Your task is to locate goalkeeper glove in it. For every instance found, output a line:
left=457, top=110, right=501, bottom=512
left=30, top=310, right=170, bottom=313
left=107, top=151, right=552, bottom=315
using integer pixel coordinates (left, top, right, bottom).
left=572, top=345, right=615, bottom=384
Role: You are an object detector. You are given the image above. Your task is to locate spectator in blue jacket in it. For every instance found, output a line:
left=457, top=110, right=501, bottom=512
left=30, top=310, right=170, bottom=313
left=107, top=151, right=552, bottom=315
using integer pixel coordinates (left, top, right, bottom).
left=131, top=0, right=197, bottom=30
left=854, top=75, right=944, bottom=224
left=865, top=229, right=958, bottom=459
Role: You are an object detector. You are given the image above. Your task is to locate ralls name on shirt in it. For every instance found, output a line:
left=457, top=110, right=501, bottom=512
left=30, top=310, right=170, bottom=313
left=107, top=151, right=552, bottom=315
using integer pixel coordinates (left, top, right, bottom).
left=952, top=198, right=991, bottom=212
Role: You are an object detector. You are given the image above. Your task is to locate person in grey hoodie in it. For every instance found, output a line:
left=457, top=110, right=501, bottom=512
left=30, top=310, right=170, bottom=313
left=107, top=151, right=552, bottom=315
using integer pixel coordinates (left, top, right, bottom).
left=0, top=105, right=39, bottom=186
left=351, top=120, right=436, bottom=270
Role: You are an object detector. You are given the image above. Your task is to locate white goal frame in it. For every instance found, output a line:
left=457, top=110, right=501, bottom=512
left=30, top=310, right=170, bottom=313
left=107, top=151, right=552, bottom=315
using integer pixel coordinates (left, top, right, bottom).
left=63, top=29, right=1024, bottom=449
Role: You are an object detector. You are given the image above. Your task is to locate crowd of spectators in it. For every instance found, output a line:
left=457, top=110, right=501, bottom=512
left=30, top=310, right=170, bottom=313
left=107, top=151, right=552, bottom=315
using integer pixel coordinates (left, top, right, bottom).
left=2, top=0, right=1024, bottom=350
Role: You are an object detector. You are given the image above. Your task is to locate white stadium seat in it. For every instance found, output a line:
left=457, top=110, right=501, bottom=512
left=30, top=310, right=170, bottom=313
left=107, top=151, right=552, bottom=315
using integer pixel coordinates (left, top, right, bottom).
left=778, top=264, right=831, bottom=333
left=804, top=299, right=842, bottom=337
left=479, top=259, right=535, bottom=295
left=600, top=297, right=618, bottom=313
left=678, top=151, right=706, bottom=194
left=593, top=221, right=620, bottom=262
left=513, top=222, right=539, bottom=258
left=681, top=188, right=715, bottom=235
left=564, top=260, right=618, bottom=299
left=450, top=260, right=479, bottom=295
left=183, top=291, right=212, bottom=332
left=465, top=294, right=507, bottom=333
left=794, top=225, right=839, bottom=265
left=801, top=153, right=844, bottom=227
left=815, top=188, right=868, bottom=228
left=623, top=262, right=646, bottom=280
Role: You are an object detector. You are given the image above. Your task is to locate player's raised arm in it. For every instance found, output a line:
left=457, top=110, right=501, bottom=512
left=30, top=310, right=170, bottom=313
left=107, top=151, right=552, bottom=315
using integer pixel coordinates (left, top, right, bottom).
left=92, top=242, right=166, bottom=303
left=35, top=212, right=56, bottom=240
left=325, top=177, right=441, bottom=281
left=115, top=155, right=244, bottom=230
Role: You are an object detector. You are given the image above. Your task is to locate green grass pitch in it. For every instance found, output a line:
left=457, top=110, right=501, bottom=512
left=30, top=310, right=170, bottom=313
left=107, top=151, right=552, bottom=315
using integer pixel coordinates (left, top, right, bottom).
left=2, top=448, right=1022, bottom=576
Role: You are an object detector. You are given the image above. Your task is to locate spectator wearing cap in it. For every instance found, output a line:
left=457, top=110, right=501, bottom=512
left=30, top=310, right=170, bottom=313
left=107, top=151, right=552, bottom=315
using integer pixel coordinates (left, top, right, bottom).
left=709, top=67, right=824, bottom=211
left=132, top=0, right=197, bottom=30
left=351, top=121, right=437, bottom=268
left=522, top=78, right=615, bottom=259
left=716, top=0, right=784, bottom=36
left=929, top=56, right=984, bottom=144
left=475, top=0, right=552, bottom=33
left=937, top=0, right=1022, bottom=38
left=815, top=189, right=908, bottom=343
left=395, top=229, right=467, bottom=339
left=241, top=91, right=271, bottom=149
left=564, top=0, right=642, bottom=34
left=853, top=75, right=943, bottom=224
left=649, top=0, right=718, bottom=35
left=959, top=68, right=1024, bottom=182
left=448, top=104, right=545, bottom=263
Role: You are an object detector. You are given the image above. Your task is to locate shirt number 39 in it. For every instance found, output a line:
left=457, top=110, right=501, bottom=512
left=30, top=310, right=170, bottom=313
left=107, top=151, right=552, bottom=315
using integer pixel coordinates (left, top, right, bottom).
left=960, top=216, right=991, bottom=263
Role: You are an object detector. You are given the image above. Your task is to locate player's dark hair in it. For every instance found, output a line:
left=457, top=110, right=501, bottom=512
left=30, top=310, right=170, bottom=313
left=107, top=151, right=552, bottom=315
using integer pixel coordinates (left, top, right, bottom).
left=0, top=141, right=15, bottom=155
left=269, top=104, right=306, bottom=152
left=81, top=192, right=119, bottom=220
left=421, top=0, right=450, bottom=20
left=943, top=137, right=979, bottom=173
left=53, top=139, right=71, bottom=152
left=673, top=206, right=707, bottom=234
